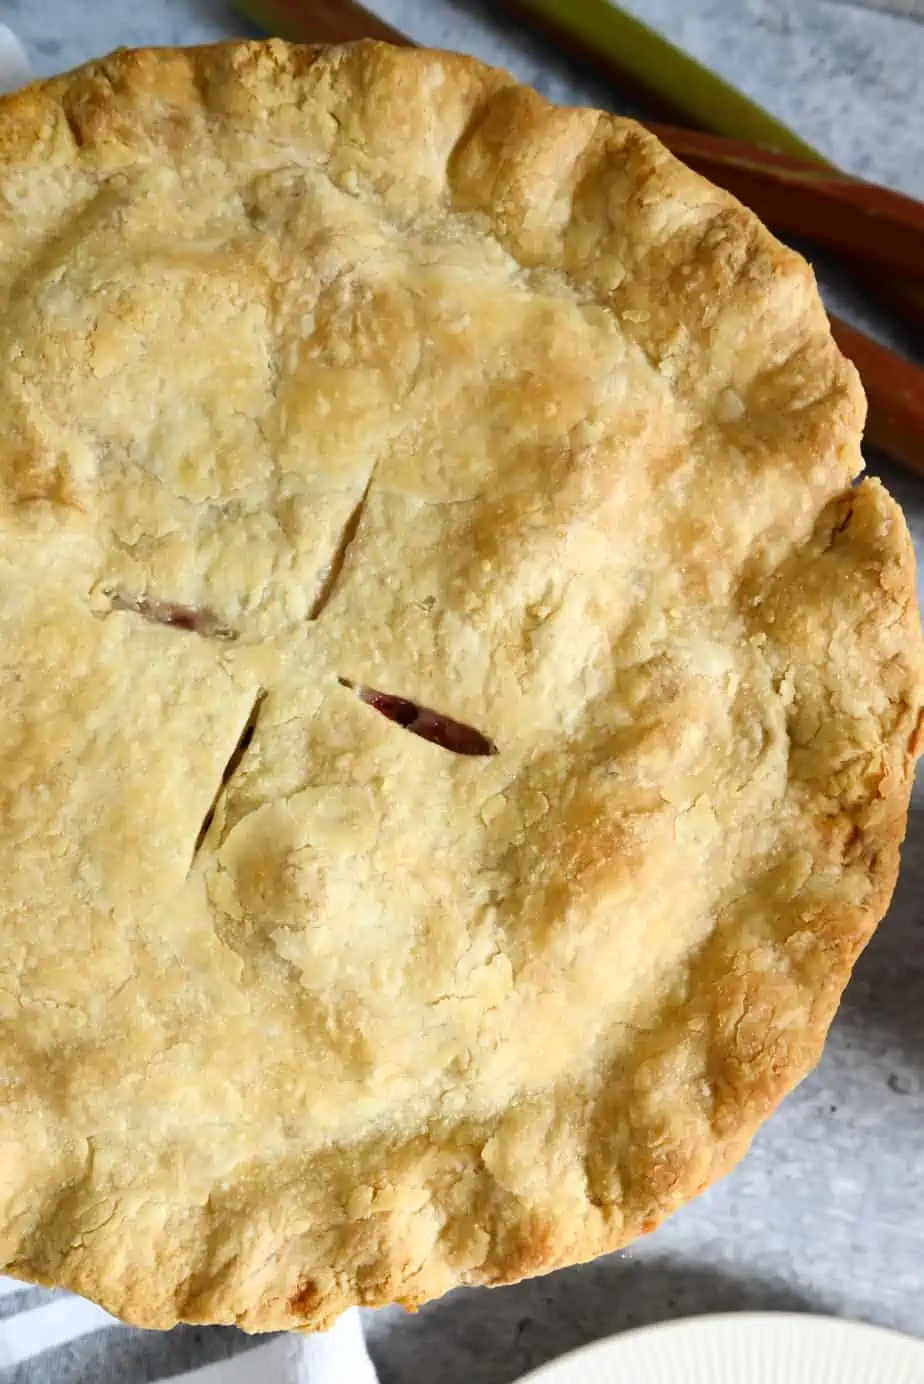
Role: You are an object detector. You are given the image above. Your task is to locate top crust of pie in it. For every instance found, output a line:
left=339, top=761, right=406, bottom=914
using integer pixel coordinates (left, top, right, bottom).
left=0, top=40, right=921, bottom=1331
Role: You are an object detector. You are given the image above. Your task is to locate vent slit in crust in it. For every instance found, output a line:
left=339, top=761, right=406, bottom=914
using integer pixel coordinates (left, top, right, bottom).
left=309, top=480, right=374, bottom=621
left=108, top=591, right=236, bottom=641
left=340, top=678, right=498, bottom=756
left=192, top=690, right=265, bottom=861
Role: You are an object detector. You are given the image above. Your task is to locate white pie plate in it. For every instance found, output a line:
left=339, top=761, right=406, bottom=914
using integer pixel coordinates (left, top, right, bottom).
left=517, top=1312, right=924, bottom=1383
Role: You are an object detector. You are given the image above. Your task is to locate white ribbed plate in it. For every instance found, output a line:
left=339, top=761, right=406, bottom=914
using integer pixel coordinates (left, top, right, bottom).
left=518, top=1313, right=924, bottom=1384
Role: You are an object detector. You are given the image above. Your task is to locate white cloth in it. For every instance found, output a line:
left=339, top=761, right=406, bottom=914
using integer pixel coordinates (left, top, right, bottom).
left=0, top=1276, right=379, bottom=1383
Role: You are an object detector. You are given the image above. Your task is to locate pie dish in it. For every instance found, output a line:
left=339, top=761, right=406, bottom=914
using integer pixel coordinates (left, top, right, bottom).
left=0, top=39, right=921, bottom=1332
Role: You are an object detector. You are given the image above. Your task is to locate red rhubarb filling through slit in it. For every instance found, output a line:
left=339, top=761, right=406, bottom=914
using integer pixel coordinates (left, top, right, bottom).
left=341, top=680, right=497, bottom=756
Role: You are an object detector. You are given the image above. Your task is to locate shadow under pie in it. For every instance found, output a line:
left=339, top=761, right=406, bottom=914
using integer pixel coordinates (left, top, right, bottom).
left=365, top=1256, right=823, bottom=1384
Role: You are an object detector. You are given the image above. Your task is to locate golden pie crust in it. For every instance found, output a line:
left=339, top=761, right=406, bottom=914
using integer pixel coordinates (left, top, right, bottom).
left=0, top=40, right=921, bottom=1332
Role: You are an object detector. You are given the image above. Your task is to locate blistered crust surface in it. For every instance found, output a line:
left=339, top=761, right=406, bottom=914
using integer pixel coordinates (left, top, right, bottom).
left=0, top=40, right=921, bottom=1331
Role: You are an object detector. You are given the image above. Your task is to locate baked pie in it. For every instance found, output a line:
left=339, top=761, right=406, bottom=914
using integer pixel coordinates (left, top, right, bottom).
left=0, top=40, right=921, bottom=1331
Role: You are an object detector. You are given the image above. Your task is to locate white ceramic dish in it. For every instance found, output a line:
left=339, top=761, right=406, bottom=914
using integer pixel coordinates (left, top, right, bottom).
left=518, top=1312, right=924, bottom=1383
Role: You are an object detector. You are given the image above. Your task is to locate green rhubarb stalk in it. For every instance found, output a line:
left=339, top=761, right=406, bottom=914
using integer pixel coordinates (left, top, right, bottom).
left=501, top=0, right=829, bottom=163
